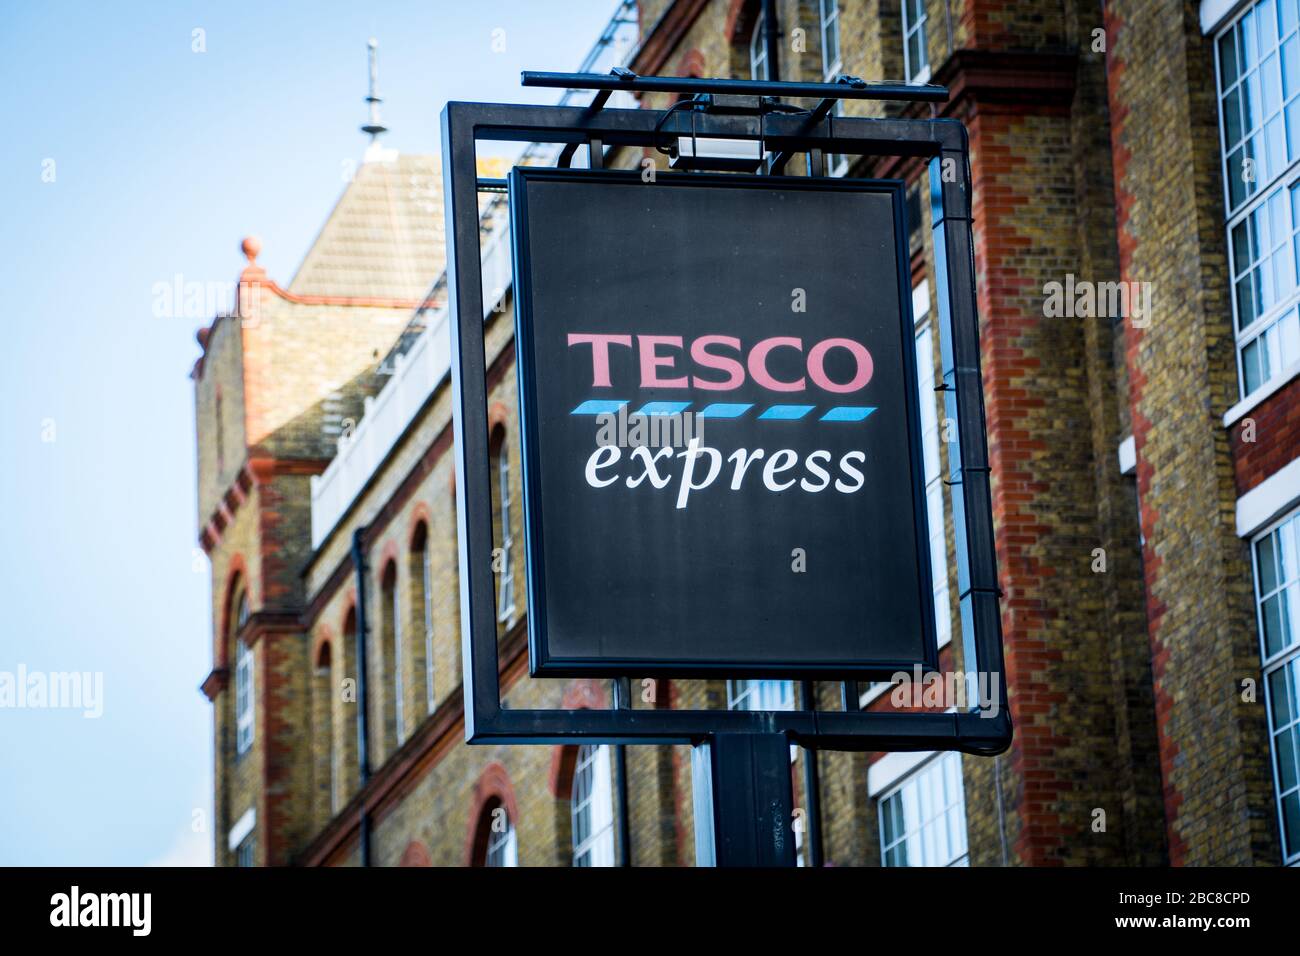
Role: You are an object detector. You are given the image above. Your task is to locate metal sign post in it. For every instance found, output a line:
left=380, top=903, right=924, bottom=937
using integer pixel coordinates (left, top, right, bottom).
left=441, top=72, right=1010, bottom=866
left=693, top=733, right=797, bottom=867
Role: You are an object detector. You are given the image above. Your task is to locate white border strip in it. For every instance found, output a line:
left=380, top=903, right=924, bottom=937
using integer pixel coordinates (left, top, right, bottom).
left=1118, top=435, right=1136, bottom=476
left=1201, top=0, right=1249, bottom=34
left=227, top=806, right=256, bottom=851
left=867, top=750, right=934, bottom=797
left=1237, top=456, right=1300, bottom=537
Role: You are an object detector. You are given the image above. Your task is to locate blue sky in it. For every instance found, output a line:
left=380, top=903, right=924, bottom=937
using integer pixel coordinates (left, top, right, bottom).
left=0, top=0, right=624, bottom=866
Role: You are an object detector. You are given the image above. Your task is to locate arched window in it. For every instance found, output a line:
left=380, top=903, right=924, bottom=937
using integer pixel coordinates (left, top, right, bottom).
left=748, top=8, right=768, bottom=80
left=467, top=764, right=520, bottom=866
left=379, top=561, right=402, bottom=752
left=341, top=607, right=358, bottom=794
left=570, top=744, right=615, bottom=867
left=312, top=638, right=336, bottom=820
left=479, top=798, right=518, bottom=867
left=411, top=522, right=434, bottom=714
left=490, top=427, right=517, bottom=627
left=233, top=592, right=254, bottom=755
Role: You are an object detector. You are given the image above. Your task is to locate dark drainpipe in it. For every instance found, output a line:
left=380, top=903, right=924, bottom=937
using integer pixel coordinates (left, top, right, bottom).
left=801, top=680, right=825, bottom=866
left=351, top=527, right=373, bottom=867
left=613, top=677, right=633, bottom=866
left=615, top=744, right=632, bottom=867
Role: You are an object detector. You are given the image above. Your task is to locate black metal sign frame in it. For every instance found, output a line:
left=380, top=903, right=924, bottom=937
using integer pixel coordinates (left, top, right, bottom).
left=441, top=81, right=1010, bottom=757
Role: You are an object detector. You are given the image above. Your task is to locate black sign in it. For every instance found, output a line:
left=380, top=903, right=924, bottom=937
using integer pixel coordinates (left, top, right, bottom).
left=510, top=168, right=936, bottom=677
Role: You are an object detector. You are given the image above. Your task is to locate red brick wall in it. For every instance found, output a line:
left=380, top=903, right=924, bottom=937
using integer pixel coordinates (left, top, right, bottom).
left=1231, top=378, right=1300, bottom=495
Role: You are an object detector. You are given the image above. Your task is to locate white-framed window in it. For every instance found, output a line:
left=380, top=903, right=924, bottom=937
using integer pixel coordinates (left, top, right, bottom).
left=497, top=443, right=516, bottom=624
left=235, top=835, right=255, bottom=868
left=820, top=0, right=849, bottom=176
left=902, top=0, right=930, bottom=84
left=1217, top=0, right=1300, bottom=398
left=571, top=744, right=616, bottom=867
left=423, top=542, right=435, bottom=713
left=1252, top=506, right=1300, bottom=864
left=913, top=281, right=952, bottom=649
left=749, top=9, right=769, bottom=81
left=485, top=811, right=518, bottom=867
left=392, top=572, right=405, bottom=743
left=235, top=591, right=254, bottom=756
left=878, top=751, right=968, bottom=866
left=820, top=0, right=841, bottom=76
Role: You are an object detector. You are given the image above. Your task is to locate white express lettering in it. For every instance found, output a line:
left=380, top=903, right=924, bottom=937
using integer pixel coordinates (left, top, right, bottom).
left=582, top=443, right=868, bottom=508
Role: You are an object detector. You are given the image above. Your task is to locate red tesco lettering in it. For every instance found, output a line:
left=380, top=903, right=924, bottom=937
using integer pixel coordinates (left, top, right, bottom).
left=566, top=333, right=873, bottom=394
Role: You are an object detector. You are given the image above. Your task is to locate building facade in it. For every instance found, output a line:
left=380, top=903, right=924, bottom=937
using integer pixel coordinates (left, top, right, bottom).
left=193, top=0, right=1300, bottom=867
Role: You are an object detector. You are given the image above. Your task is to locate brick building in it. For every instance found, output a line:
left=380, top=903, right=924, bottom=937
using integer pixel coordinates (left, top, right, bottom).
left=193, top=0, right=1300, bottom=867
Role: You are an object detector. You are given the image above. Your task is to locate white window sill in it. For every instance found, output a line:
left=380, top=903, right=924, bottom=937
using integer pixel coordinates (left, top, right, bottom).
left=1200, top=0, right=1248, bottom=35
left=1118, top=434, right=1136, bottom=475
left=868, top=750, right=934, bottom=796
left=227, top=806, right=256, bottom=851
left=1223, top=360, right=1300, bottom=427
left=1237, top=457, right=1300, bottom=537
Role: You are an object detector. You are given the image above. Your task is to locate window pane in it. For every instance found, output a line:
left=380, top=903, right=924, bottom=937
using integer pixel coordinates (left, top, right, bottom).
left=1245, top=10, right=1260, bottom=70
left=1244, top=336, right=1266, bottom=392
left=1245, top=72, right=1263, bottom=132
left=1264, top=51, right=1283, bottom=114
left=1228, top=146, right=1247, bottom=208
left=1263, top=592, right=1291, bottom=656
left=1270, top=665, right=1294, bottom=725
left=1283, top=790, right=1300, bottom=852
left=1222, top=29, right=1240, bottom=87
left=1226, top=87, right=1246, bottom=148
left=1289, top=98, right=1300, bottom=158
left=1261, top=532, right=1281, bottom=593
left=1282, top=307, right=1300, bottom=360
left=1279, top=517, right=1298, bottom=582
left=1283, top=35, right=1300, bottom=98
left=1237, top=274, right=1257, bottom=330
left=1233, top=218, right=1253, bottom=274
left=879, top=796, right=894, bottom=845
left=1277, top=725, right=1299, bottom=790
left=1263, top=0, right=1280, bottom=49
